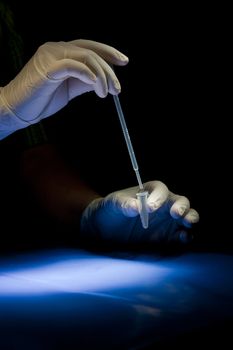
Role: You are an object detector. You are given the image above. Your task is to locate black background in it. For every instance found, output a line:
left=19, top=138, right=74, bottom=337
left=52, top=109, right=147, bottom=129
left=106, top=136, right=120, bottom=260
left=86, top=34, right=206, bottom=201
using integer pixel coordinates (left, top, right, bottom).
left=1, top=1, right=230, bottom=252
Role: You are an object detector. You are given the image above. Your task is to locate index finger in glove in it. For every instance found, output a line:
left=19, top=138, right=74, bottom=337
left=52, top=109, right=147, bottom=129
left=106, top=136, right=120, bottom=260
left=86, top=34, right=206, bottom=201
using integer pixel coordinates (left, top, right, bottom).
left=88, top=52, right=122, bottom=95
left=144, top=181, right=169, bottom=212
left=69, top=39, right=129, bottom=66
left=52, top=46, right=121, bottom=96
left=70, top=48, right=121, bottom=96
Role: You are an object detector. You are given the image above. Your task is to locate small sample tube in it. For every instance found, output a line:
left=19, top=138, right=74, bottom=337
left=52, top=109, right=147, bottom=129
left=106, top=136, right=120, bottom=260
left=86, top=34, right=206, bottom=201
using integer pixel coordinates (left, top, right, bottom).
left=136, top=191, right=149, bottom=229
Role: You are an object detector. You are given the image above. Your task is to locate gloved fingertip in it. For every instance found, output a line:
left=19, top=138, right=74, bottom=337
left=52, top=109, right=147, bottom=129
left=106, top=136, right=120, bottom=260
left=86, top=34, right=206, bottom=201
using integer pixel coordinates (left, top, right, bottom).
left=170, top=206, right=187, bottom=219
left=118, top=52, right=129, bottom=62
left=182, top=212, right=199, bottom=227
left=109, top=86, right=121, bottom=96
left=148, top=201, right=161, bottom=213
left=95, top=89, right=108, bottom=98
left=113, top=52, right=129, bottom=66
left=114, top=80, right=121, bottom=92
left=122, top=199, right=139, bottom=217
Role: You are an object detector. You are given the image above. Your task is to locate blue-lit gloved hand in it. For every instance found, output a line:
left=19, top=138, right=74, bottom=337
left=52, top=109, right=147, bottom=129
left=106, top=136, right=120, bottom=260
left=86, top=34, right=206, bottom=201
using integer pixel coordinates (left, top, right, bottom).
left=0, top=39, right=128, bottom=139
left=80, top=181, right=199, bottom=246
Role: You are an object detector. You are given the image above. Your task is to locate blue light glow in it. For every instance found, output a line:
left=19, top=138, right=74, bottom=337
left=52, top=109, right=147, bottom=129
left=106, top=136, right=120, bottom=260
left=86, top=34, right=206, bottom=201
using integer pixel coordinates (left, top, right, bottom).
left=0, top=249, right=233, bottom=349
left=0, top=250, right=171, bottom=296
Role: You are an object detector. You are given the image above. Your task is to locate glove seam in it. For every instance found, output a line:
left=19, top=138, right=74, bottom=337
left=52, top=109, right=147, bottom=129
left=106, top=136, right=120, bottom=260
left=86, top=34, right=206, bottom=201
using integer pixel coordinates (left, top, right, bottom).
left=0, top=87, right=51, bottom=125
left=0, top=91, right=30, bottom=127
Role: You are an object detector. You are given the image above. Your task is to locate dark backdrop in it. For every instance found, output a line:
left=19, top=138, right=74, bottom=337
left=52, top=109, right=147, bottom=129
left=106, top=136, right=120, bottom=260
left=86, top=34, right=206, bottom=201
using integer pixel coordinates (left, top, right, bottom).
left=1, top=1, right=230, bottom=252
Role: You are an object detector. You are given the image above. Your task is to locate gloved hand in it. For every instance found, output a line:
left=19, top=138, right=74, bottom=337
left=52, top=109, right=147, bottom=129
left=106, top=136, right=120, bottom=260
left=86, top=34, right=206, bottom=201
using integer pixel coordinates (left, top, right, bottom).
left=0, top=39, right=128, bottom=139
left=80, top=180, right=199, bottom=246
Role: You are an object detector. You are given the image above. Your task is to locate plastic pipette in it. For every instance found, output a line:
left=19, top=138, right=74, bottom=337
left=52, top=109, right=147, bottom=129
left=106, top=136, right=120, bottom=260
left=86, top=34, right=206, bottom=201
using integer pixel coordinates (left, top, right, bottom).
left=113, top=94, right=149, bottom=229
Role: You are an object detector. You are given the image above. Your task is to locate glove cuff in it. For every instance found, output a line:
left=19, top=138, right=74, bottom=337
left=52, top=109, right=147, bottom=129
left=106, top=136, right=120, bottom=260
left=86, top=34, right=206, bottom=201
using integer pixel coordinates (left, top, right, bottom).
left=0, top=89, right=29, bottom=140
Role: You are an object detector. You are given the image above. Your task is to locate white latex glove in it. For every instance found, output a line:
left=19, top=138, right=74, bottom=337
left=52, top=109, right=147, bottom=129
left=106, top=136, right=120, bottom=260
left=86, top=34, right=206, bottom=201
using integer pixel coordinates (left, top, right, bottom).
left=0, top=39, right=129, bottom=139
left=80, top=181, right=200, bottom=246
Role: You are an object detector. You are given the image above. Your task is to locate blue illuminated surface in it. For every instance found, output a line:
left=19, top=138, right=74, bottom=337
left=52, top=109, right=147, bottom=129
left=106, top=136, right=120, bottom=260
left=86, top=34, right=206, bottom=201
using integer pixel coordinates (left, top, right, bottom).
left=0, top=249, right=233, bottom=349
left=0, top=252, right=170, bottom=296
